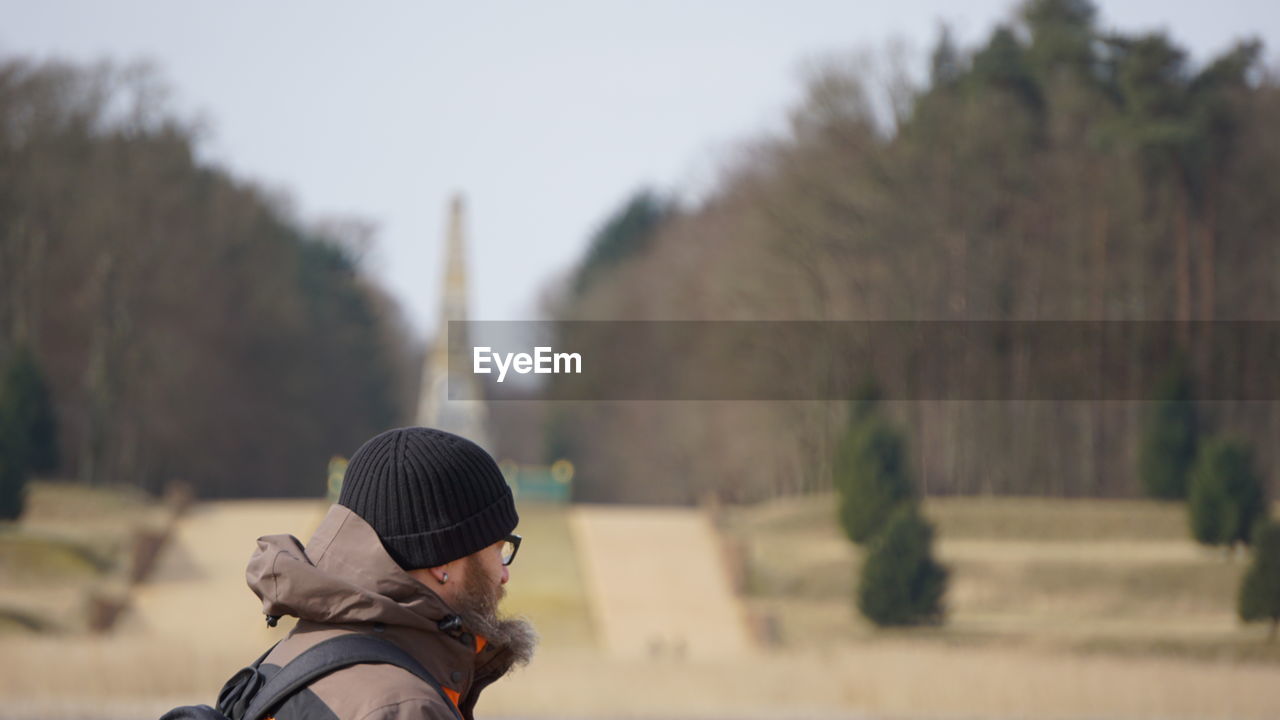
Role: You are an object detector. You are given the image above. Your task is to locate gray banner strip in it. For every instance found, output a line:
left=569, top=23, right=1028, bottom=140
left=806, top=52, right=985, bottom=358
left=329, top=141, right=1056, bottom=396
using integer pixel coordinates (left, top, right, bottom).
left=446, top=321, right=1280, bottom=401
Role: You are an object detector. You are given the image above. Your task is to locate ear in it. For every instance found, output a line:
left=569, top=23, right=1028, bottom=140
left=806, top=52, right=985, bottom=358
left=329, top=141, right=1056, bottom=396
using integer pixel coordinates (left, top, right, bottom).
left=427, top=563, right=450, bottom=585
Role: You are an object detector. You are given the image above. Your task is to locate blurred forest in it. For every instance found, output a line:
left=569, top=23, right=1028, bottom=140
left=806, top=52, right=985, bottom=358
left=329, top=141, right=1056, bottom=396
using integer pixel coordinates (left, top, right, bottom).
left=3, top=0, right=1278, bottom=506
left=0, top=58, right=419, bottom=497
left=550, top=1, right=1280, bottom=504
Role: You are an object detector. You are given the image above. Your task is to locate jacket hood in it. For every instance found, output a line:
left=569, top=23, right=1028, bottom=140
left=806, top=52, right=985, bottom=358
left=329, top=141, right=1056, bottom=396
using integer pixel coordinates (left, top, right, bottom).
left=247, top=503, right=455, bottom=631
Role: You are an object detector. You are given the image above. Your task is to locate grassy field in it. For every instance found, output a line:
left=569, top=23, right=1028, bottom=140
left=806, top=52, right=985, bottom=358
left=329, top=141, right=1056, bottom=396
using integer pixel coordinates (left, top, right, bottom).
left=5, top=489, right=1280, bottom=719
left=0, top=481, right=167, bottom=634
left=719, top=493, right=1280, bottom=663
left=488, top=495, right=1280, bottom=720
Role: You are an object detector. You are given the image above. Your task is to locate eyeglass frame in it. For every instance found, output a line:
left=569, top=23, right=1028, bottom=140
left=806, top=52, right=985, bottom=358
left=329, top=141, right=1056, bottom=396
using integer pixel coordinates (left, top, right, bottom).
left=501, top=533, right=522, bottom=566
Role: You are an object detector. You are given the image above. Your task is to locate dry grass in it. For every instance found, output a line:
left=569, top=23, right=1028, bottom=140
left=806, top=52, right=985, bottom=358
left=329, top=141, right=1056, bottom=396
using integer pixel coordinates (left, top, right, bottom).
left=479, top=643, right=1280, bottom=720
left=724, top=492, right=1207, bottom=541
left=7, top=632, right=1280, bottom=720
left=0, top=532, right=115, bottom=579
left=9, top=641, right=1280, bottom=720
left=926, top=495, right=1193, bottom=541
left=721, top=493, right=1280, bottom=664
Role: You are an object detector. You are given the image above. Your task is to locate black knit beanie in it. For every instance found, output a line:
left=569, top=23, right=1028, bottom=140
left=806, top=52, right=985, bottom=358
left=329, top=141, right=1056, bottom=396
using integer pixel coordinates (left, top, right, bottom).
left=338, top=427, right=518, bottom=571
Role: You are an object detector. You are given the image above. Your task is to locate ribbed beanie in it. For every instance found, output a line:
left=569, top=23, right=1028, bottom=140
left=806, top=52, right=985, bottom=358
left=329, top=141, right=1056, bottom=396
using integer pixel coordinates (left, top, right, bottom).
left=338, top=427, right=518, bottom=571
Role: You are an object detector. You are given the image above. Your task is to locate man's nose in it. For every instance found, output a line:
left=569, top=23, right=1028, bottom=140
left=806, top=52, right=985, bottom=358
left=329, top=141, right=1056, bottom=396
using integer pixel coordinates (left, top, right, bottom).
left=500, top=564, right=510, bottom=584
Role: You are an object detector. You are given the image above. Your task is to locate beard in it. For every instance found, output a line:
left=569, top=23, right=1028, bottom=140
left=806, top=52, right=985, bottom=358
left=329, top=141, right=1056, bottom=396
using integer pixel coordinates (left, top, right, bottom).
left=451, top=554, right=538, bottom=668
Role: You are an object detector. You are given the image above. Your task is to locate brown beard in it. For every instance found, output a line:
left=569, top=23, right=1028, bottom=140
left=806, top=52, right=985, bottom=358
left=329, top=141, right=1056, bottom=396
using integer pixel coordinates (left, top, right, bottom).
left=451, top=554, right=538, bottom=668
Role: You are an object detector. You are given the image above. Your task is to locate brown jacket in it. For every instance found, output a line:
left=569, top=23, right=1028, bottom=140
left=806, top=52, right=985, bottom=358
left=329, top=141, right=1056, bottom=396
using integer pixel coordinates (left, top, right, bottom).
left=245, top=504, right=518, bottom=720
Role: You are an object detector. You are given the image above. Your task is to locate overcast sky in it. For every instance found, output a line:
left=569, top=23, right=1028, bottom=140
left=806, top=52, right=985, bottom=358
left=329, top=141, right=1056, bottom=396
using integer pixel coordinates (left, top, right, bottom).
left=4, top=1, right=1277, bottom=339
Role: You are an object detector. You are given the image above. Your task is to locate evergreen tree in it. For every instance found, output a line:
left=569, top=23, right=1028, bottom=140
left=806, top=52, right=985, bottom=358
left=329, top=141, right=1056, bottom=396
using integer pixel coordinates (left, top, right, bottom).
left=544, top=407, right=576, bottom=466
left=0, top=449, right=24, bottom=521
left=1021, top=0, right=1098, bottom=81
left=0, top=346, right=59, bottom=474
left=857, top=505, right=948, bottom=627
left=848, top=379, right=883, bottom=427
left=1239, top=521, right=1280, bottom=641
left=834, top=414, right=914, bottom=544
left=0, top=349, right=43, bottom=520
left=573, top=189, right=672, bottom=295
left=929, top=24, right=964, bottom=89
left=1189, top=437, right=1268, bottom=547
left=969, top=25, right=1042, bottom=111
left=0, top=443, right=23, bottom=515
left=1139, top=361, right=1198, bottom=499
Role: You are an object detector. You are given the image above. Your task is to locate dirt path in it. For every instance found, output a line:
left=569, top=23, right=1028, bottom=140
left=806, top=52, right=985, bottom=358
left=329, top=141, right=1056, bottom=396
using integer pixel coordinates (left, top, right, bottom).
left=568, top=504, right=753, bottom=659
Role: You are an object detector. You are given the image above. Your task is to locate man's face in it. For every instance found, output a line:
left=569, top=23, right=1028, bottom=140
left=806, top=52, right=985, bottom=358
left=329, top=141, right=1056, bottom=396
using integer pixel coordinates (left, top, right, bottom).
left=436, top=537, right=538, bottom=665
left=456, top=538, right=509, bottom=622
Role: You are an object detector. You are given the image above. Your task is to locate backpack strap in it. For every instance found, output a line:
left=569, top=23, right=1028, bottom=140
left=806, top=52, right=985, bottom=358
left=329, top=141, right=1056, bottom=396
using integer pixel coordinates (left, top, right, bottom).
left=240, top=633, right=463, bottom=720
left=217, top=642, right=280, bottom=719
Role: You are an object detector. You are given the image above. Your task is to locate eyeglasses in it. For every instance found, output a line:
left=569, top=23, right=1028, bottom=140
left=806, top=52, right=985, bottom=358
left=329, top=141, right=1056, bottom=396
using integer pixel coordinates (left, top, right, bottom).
left=500, top=534, right=522, bottom=566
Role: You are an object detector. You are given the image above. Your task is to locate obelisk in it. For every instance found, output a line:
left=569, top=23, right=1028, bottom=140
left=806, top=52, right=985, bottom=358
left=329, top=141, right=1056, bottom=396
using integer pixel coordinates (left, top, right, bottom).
left=415, top=194, right=490, bottom=449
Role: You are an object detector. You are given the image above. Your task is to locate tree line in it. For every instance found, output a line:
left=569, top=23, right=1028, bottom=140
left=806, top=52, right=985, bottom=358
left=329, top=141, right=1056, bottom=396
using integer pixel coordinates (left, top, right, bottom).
left=0, top=57, right=419, bottom=500
left=548, top=0, right=1280, bottom=505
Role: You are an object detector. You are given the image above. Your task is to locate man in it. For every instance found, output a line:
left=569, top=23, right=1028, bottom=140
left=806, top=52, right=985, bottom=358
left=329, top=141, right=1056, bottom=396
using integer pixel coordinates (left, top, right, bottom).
left=244, top=427, right=537, bottom=720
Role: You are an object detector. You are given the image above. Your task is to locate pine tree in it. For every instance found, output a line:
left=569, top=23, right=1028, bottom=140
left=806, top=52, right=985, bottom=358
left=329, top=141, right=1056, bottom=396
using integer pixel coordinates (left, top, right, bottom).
left=572, top=189, right=672, bottom=295
left=0, top=383, right=27, bottom=521
left=1189, top=437, right=1268, bottom=547
left=1139, top=361, right=1198, bottom=499
left=1239, top=521, right=1280, bottom=640
left=0, top=346, right=59, bottom=474
left=834, top=415, right=914, bottom=544
left=0, top=346, right=61, bottom=520
left=857, top=505, right=948, bottom=627
left=0, top=450, right=22, bottom=521
left=847, top=379, right=883, bottom=427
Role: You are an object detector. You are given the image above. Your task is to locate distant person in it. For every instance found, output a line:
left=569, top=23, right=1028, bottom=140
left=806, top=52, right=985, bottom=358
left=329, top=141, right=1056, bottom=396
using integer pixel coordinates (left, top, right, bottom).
left=178, top=427, right=536, bottom=720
